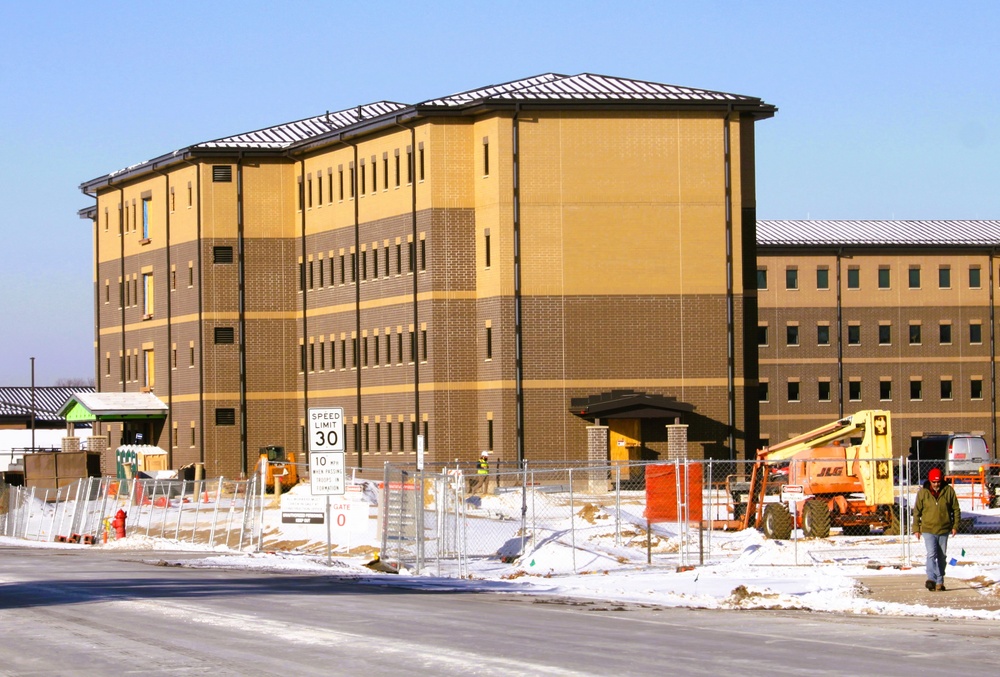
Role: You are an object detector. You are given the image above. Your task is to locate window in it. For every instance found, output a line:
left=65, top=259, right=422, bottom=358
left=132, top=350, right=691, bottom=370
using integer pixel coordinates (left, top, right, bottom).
left=418, top=144, right=425, bottom=181
left=816, top=267, right=829, bottom=290
left=487, top=419, right=494, bottom=451
left=143, top=349, right=154, bottom=390
left=396, top=243, right=402, bottom=275
left=939, top=323, right=952, bottom=344
left=880, top=380, right=892, bottom=401
left=371, top=156, right=378, bottom=193
left=908, top=267, right=921, bottom=289
left=878, top=267, right=890, bottom=289
left=214, top=327, right=235, bottom=344
left=909, top=324, right=921, bottom=345
left=338, top=167, right=344, bottom=200
left=485, top=231, right=491, bottom=268
left=352, top=337, right=358, bottom=368
left=757, top=325, right=768, bottom=346
left=213, top=246, right=234, bottom=263
left=785, top=267, right=798, bottom=290
left=142, top=273, right=154, bottom=317
left=384, top=245, right=390, bottom=277
left=485, top=326, right=493, bottom=359
left=758, top=381, right=769, bottom=402
left=817, top=325, right=830, bottom=346
left=969, top=266, right=981, bottom=289
left=360, top=163, right=366, bottom=196
left=787, top=381, right=800, bottom=402
left=362, top=337, right=369, bottom=367
left=141, top=197, right=151, bottom=240
left=188, top=262, right=194, bottom=287
left=189, top=343, right=195, bottom=367
left=383, top=155, right=389, bottom=190
left=215, top=408, right=236, bottom=425
left=406, top=146, right=413, bottom=184
left=847, top=267, right=860, bottom=289
left=421, top=328, right=427, bottom=361
left=848, top=325, right=860, bottom=345
left=940, top=378, right=953, bottom=400
left=420, top=239, right=426, bottom=271
left=786, top=325, right=799, bottom=346
left=349, top=166, right=356, bottom=198
left=308, top=176, right=313, bottom=207
left=971, top=378, right=983, bottom=400
left=395, top=151, right=401, bottom=187
left=909, top=379, right=922, bottom=401
left=818, top=381, right=831, bottom=402
left=409, top=329, right=416, bottom=363
left=212, top=165, right=232, bottom=183
left=878, top=324, right=891, bottom=345
left=939, top=266, right=951, bottom=289
left=848, top=380, right=861, bottom=401
left=756, top=268, right=767, bottom=290
left=483, top=137, right=490, bottom=176
left=970, top=322, right=983, bottom=344
left=328, top=171, right=334, bottom=203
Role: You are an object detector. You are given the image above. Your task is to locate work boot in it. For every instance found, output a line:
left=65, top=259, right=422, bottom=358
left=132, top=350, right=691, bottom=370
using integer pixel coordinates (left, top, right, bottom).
left=936, top=583, right=946, bottom=591
left=925, top=580, right=936, bottom=591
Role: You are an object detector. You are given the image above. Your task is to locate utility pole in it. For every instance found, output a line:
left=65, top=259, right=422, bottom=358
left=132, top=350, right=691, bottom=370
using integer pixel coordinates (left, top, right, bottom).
left=30, top=357, right=36, bottom=450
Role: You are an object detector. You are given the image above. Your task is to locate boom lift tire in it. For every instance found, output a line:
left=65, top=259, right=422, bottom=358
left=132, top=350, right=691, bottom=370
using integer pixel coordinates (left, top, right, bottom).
left=883, top=504, right=901, bottom=535
left=802, top=499, right=831, bottom=538
left=763, top=502, right=792, bottom=539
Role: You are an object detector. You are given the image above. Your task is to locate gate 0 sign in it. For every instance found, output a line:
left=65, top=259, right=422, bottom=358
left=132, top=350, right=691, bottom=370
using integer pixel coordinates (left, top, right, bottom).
left=308, top=407, right=345, bottom=452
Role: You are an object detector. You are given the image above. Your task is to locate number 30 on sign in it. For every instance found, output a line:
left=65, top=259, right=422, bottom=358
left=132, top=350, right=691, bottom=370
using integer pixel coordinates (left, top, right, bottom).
left=308, top=407, right=345, bottom=452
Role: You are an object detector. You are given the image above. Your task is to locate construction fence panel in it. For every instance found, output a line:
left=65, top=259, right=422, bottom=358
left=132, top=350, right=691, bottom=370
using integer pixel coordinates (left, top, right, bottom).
left=0, top=476, right=263, bottom=551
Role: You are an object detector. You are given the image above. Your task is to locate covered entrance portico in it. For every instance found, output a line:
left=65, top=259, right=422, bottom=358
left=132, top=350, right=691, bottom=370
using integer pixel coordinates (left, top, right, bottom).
left=570, top=390, right=693, bottom=484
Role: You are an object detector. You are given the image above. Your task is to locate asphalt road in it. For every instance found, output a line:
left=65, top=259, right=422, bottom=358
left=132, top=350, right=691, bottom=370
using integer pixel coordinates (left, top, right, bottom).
left=0, top=546, right=997, bottom=676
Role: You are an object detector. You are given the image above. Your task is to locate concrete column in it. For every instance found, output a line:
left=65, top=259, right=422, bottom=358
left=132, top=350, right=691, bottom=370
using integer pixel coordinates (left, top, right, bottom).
left=666, top=424, right=689, bottom=461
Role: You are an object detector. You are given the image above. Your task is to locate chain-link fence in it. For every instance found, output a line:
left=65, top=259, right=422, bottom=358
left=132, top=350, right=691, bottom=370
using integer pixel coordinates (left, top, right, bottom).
left=380, top=457, right=1000, bottom=575
left=0, top=475, right=265, bottom=551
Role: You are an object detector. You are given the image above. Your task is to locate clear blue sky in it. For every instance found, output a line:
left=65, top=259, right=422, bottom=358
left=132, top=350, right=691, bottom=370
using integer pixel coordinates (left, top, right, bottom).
left=1, top=1, right=997, bottom=385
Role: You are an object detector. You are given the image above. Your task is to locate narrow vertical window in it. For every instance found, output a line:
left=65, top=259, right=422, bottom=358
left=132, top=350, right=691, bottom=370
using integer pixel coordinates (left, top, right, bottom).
left=338, top=167, right=344, bottom=200
left=485, top=230, right=491, bottom=268
left=396, top=243, right=402, bottom=274
left=420, top=239, right=426, bottom=271
left=360, top=163, right=366, bottom=196
left=485, top=326, right=493, bottom=359
left=418, top=144, right=425, bottom=181
left=141, top=197, right=151, bottom=239
left=483, top=137, right=490, bottom=176
left=421, top=327, right=427, bottom=361
left=142, top=272, right=154, bottom=317
left=406, top=147, right=413, bottom=184
left=395, top=150, right=401, bottom=187
left=349, top=166, right=355, bottom=198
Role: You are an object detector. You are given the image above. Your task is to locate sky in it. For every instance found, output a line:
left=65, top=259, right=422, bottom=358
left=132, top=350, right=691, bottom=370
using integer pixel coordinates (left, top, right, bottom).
left=1, top=1, right=997, bottom=385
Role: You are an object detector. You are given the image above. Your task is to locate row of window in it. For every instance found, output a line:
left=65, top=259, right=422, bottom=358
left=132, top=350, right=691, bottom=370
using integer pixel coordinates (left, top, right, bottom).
left=761, top=321, right=984, bottom=347
left=761, top=377, right=985, bottom=403
left=301, top=328, right=427, bottom=372
left=299, top=145, right=424, bottom=210
left=301, top=239, right=425, bottom=290
left=759, top=263, right=989, bottom=292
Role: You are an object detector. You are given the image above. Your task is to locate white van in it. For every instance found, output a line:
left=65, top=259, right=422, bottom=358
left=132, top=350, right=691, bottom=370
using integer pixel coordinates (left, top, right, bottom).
left=911, top=434, right=991, bottom=476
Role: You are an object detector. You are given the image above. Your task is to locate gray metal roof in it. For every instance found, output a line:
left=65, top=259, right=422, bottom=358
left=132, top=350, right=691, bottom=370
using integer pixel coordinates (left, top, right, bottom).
left=420, top=72, right=765, bottom=107
left=0, top=387, right=95, bottom=422
left=82, top=73, right=774, bottom=192
left=195, top=101, right=408, bottom=150
left=757, top=220, right=1000, bottom=247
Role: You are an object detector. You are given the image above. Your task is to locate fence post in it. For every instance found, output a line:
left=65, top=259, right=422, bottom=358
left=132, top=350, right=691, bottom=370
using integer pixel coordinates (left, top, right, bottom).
left=615, top=464, right=622, bottom=547
left=569, top=468, right=576, bottom=574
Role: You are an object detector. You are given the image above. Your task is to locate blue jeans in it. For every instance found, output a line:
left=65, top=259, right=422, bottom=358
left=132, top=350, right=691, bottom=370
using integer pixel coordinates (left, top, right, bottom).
left=922, top=533, right=950, bottom=584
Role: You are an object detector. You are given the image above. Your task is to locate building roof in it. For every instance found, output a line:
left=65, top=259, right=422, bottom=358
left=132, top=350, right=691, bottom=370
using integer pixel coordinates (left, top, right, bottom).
left=59, top=392, right=168, bottom=422
left=757, top=220, right=1000, bottom=247
left=0, top=386, right=95, bottom=423
left=418, top=72, right=764, bottom=107
left=80, top=73, right=775, bottom=193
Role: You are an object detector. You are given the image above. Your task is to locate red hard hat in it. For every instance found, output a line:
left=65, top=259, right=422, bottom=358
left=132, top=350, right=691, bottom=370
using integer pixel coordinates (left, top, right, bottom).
left=928, top=468, right=943, bottom=482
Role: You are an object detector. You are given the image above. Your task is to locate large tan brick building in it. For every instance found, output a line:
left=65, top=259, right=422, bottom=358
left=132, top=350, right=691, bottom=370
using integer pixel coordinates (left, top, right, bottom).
left=79, top=73, right=776, bottom=475
left=757, top=220, right=999, bottom=457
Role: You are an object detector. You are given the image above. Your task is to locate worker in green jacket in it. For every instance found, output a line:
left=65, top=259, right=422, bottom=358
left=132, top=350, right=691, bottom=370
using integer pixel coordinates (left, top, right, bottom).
left=912, top=467, right=961, bottom=591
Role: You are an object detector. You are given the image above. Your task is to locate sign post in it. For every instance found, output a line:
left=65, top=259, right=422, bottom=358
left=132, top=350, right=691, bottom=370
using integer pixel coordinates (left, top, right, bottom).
left=308, top=407, right=346, bottom=565
left=782, top=484, right=804, bottom=564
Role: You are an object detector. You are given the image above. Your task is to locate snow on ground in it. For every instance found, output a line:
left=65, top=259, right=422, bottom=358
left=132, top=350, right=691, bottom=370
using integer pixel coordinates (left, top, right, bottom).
left=6, top=481, right=1000, bottom=620
left=6, top=524, right=1000, bottom=621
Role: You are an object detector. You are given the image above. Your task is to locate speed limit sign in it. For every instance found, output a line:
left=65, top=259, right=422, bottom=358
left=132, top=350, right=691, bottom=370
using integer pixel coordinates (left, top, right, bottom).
left=308, top=407, right=345, bottom=452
